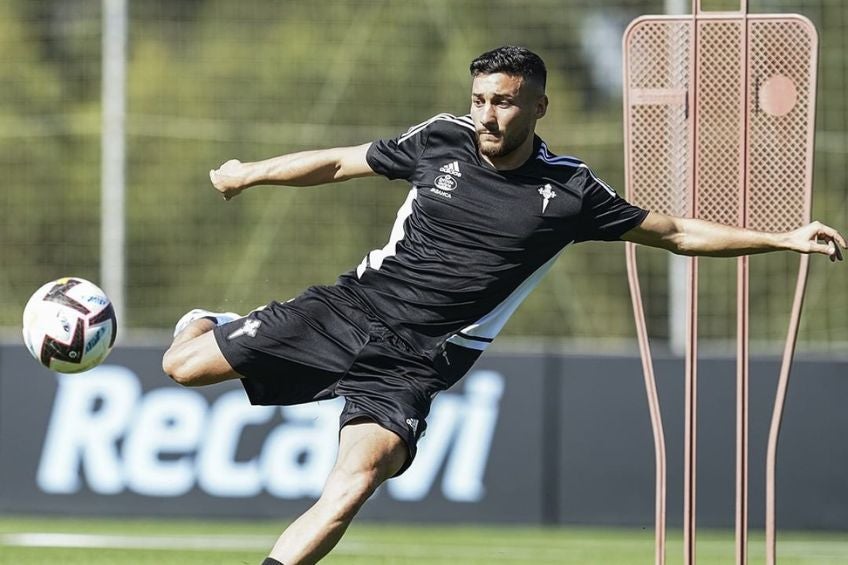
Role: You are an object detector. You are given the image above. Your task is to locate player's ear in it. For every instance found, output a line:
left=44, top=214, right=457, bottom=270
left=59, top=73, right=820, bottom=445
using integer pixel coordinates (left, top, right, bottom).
left=536, top=95, right=548, bottom=119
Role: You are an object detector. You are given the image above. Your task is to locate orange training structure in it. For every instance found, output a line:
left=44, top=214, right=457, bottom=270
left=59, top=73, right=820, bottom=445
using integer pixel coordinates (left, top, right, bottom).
left=622, top=1, right=818, bottom=564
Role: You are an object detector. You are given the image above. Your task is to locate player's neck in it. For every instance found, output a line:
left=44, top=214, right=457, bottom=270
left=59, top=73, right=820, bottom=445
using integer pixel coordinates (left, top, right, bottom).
left=480, top=134, right=535, bottom=171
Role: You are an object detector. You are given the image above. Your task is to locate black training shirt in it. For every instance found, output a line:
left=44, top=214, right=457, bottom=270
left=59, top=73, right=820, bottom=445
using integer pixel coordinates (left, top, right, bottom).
left=337, top=113, right=648, bottom=354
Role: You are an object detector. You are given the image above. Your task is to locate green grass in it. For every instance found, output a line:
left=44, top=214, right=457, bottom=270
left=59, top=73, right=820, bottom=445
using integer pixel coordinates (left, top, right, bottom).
left=1, top=516, right=847, bottom=564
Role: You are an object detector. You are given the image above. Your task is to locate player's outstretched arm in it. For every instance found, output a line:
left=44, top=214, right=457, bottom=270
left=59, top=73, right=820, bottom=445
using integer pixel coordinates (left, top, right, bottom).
left=622, top=211, right=846, bottom=262
left=209, top=143, right=376, bottom=200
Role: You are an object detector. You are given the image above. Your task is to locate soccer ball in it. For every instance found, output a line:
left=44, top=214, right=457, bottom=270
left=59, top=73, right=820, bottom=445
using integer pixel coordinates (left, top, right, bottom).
left=22, top=277, right=117, bottom=374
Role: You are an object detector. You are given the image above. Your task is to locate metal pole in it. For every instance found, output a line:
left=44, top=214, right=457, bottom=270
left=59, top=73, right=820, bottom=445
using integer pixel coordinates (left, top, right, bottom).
left=685, top=2, right=699, bottom=563
left=665, top=1, right=688, bottom=16
left=737, top=3, right=751, bottom=563
left=666, top=0, right=688, bottom=356
left=765, top=256, right=810, bottom=565
left=626, top=243, right=667, bottom=565
left=101, top=0, right=128, bottom=326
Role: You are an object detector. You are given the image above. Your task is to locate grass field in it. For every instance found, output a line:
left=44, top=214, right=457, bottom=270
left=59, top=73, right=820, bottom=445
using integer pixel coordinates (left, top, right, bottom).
left=2, top=516, right=848, bottom=564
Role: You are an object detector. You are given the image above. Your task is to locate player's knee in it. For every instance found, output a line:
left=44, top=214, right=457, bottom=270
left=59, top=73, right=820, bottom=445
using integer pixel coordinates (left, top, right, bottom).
left=323, top=467, right=383, bottom=518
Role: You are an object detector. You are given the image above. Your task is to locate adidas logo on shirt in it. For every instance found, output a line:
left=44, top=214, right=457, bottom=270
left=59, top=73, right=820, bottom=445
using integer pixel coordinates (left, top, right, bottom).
left=439, top=161, right=462, bottom=177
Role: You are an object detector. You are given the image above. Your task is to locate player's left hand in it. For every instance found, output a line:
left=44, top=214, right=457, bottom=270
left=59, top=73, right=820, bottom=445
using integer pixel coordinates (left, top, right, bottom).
left=785, top=221, right=846, bottom=262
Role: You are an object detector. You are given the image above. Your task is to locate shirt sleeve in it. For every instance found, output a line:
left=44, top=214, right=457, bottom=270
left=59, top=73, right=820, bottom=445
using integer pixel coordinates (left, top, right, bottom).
left=574, top=167, right=649, bottom=242
left=366, top=120, right=432, bottom=181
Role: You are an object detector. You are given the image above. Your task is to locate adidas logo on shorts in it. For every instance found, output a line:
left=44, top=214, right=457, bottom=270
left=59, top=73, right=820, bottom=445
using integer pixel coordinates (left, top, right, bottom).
left=405, top=418, right=419, bottom=434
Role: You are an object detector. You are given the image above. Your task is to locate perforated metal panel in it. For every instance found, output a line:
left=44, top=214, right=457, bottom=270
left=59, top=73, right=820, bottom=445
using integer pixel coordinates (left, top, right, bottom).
left=748, top=17, right=817, bottom=231
left=624, top=18, right=691, bottom=218
left=624, top=15, right=816, bottom=229
left=695, top=19, right=745, bottom=225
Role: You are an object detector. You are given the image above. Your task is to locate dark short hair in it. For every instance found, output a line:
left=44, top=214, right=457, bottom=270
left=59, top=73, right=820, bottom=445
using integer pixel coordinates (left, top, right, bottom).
left=469, top=46, right=547, bottom=90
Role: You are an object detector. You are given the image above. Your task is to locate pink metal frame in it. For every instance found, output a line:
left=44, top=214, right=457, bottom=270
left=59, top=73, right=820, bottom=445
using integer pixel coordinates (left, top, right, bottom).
left=623, top=1, right=818, bottom=564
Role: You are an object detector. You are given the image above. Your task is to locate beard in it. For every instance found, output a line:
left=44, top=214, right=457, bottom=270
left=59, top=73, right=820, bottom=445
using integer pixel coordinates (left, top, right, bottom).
left=477, top=121, right=533, bottom=158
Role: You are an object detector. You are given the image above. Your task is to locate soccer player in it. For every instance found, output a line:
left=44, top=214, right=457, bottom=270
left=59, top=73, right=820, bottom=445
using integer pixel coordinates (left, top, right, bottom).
left=162, top=46, right=844, bottom=565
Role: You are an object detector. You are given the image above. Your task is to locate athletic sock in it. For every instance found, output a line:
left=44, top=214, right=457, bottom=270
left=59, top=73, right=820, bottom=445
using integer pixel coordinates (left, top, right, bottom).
left=261, top=558, right=284, bottom=565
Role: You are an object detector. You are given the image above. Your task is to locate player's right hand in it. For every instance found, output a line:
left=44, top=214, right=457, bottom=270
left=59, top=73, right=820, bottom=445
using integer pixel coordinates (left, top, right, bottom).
left=209, top=159, right=247, bottom=200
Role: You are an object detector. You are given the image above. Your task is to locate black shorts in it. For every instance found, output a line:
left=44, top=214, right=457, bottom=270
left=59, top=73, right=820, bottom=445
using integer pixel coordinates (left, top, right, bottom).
left=213, top=284, right=480, bottom=475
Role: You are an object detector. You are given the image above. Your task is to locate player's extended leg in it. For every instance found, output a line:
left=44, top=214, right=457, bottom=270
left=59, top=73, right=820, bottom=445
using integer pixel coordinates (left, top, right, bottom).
left=162, top=312, right=243, bottom=387
left=267, top=418, right=408, bottom=565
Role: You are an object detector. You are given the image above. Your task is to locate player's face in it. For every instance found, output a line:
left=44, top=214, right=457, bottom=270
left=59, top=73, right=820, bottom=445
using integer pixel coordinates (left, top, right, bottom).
left=470, top=73, right=547, bottom=164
